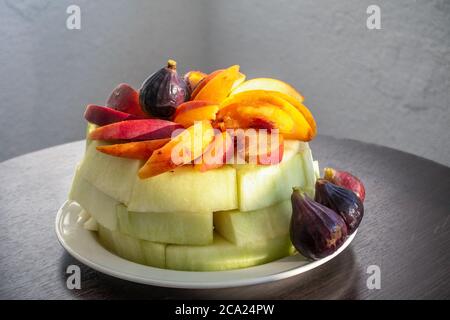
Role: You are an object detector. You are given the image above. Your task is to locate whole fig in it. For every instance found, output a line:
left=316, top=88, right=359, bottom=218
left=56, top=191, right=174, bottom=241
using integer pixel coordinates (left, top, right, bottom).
left=139, top=59, right=189, bottom=119
left=315, top=179, right=364, bottom=234
left=290, top=188, right=348, bottom=260
left=324, top=167, right=365, bottom=202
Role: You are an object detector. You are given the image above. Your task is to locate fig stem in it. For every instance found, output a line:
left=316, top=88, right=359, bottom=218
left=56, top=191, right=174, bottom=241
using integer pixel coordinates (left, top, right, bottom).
left=167, top=59, right=177, bottom=70
left=324, top=167, right=335, bottom=180
left=292, top=186, right=306, bottom=198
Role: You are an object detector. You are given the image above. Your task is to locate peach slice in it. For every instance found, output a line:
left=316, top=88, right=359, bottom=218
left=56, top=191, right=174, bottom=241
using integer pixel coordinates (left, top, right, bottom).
left=195, top=131, right=234, bottom=172
left=231, top=72, right=246, bottom=91
left=231, top=77, right=304, bottom=103
left=138, top=121, right=214, bottom=178
left=234, top=130, right=284, bottom=165
left=96, top=138, right=170, bottom=160
left=230, top=78, right=316, bottom=134
left=218, top=104, right=294, bottom=133
left=218, top=90, right=314, bottom=141
left=174, top=102, right=219, bottom=128
left=190, top=69, right=223, bottom=100
left=184, top=70, right=207, bottom=93
left=89, top=119, right=183, bottom=141
left=174, top=100, right=215, bottom=117
left=193, top=65, right=241, bottom=103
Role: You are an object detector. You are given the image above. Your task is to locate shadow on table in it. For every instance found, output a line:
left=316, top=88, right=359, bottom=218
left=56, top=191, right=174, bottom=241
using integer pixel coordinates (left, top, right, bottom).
left=58, top=247, right=360, bottom=300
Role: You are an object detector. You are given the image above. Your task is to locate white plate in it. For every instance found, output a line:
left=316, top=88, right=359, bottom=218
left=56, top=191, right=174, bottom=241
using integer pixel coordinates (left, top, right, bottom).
left=55, top=200, right=357, bottom=289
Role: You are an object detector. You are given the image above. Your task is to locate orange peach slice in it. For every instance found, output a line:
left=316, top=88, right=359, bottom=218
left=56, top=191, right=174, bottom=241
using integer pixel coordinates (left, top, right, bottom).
left=174, top=100, right=215, bottom=117
left=96, top=138, right=170, bottom=160
left=218, top=104, right=294, bottom=133
left=138, top=121, right=214, bottom=178
left=190, top=70, right=223, bottom=100
left=174, top=104, right=219, bottom=128
left=231, top=72, right=246, bottom=91
left=218, top=90, right=314, bottom=141
left=261, top=91, right=316, bottom=136
left=231, top=77, right=304, bottom=103
left=193, top=65, right=241, bottom=103
left=230, top=78, right=315, bottom=133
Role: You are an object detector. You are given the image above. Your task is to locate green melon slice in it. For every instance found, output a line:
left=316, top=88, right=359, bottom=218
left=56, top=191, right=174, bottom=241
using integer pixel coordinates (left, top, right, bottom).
left=97, top=225, right=165, bottom=268
left=78, top=141, right=141, bottom=204
left=166, top=233, right=293, bottom=271
left=236, top=152, right=306, bottom=212
left=69, top=168, right=118, bottom=230
left=128, top=165, right=237, bottom=213
left=117, top=204, right=213, bottom=245
left=214, top=200, right=292, bottom=246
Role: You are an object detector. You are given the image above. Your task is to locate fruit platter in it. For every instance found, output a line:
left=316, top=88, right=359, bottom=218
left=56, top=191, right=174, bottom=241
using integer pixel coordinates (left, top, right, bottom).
left=57, top=59, right=365, bottom=286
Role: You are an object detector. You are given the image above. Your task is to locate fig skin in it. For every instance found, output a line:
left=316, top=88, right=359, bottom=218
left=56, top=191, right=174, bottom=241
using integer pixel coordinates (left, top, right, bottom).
left=290, top=188, right=348, bottom=260
left=324, top=167, right=365, bottom=202
left=315, top=179, right=364, bottom=234
left=139, top=59, right=189, bottom=119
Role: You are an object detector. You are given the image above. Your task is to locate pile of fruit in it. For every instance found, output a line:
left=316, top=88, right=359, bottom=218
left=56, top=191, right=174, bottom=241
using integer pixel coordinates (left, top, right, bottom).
left=69, top=59, right=364, bottom=271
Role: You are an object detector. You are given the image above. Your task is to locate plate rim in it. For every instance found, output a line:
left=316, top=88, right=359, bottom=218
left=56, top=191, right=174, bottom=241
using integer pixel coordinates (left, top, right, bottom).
left=55, top=200, right=357, bottom=289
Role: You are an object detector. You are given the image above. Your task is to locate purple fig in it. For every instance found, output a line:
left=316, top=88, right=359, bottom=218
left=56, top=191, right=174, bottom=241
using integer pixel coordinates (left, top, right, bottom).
left=290, top=188, right=348, bottom=260
left=139, top=59, right=189, bottom=119
left=315, top=179, right=364, bottom=234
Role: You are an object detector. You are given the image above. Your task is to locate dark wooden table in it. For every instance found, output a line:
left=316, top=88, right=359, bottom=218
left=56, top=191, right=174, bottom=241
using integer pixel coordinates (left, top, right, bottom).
left=0, top=136, right=449, bottom=299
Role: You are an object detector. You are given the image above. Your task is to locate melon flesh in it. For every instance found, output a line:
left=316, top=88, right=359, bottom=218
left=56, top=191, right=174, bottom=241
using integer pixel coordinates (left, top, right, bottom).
left=237, top=152, right=308, bottom=212
left=214, top=200, right=291, bottom=246
left=69, top=169, right=118, bottom=230
left=301, top=148, right=316, bottom=188
left=117, top=204, right=213, bottom=245
left=97, top=225, right=165, bottom=268
left=166, top=233, right=293, bottom=271
left=85, top=123, right=97, bottom=149
left=78, top=141, right=141, bottom=204
left=128, top=165, right=237, bottom=213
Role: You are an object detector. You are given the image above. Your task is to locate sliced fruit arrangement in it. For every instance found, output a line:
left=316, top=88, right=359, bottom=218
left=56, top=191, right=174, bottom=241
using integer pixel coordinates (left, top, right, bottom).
left=69, top=58, right=368, bottom=272
left=138, top=120, right=214, bottom=178
left=79, top=59, right=317, bottom=179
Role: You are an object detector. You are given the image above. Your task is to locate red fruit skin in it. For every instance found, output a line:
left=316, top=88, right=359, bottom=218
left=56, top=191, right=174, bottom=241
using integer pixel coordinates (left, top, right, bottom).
left=84, top=104, right=141, bottom=126
left=106, top=83, right=148, bottom=118
left=324, top=168, right=365, bottom=202
left=89, top=119, right=184, bottom=141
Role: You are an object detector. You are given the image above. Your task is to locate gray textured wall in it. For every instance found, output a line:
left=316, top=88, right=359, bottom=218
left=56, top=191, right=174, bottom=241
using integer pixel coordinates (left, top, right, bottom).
left=1, top=0, right=449, bottom=166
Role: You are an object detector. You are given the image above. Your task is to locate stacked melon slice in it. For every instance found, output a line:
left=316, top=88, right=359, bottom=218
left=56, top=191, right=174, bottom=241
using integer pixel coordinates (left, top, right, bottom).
left=69, top=137, right=319, bottom=271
